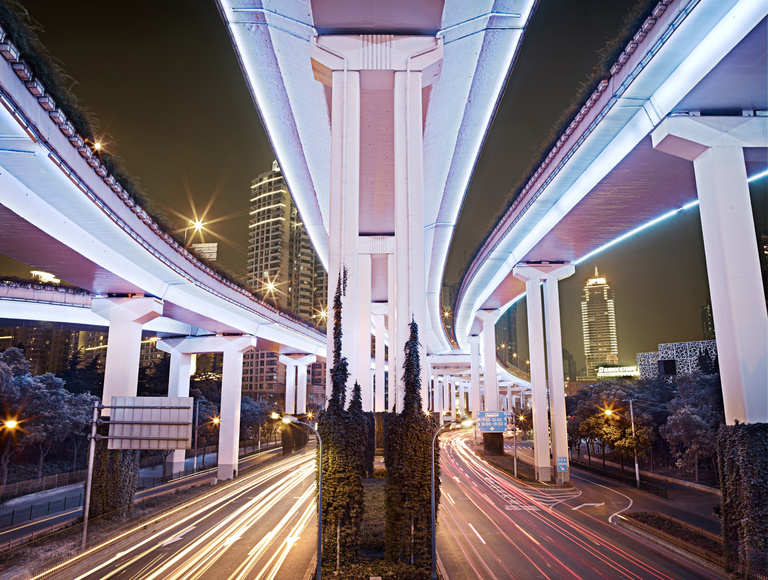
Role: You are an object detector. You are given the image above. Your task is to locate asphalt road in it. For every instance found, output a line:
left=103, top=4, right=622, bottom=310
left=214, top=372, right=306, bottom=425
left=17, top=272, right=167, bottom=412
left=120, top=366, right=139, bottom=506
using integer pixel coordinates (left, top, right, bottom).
left=0, top=447, right=283, bottom=545
left=436, top=431, right=725, bottom=580
left=37, top=448, right=317, bottom=580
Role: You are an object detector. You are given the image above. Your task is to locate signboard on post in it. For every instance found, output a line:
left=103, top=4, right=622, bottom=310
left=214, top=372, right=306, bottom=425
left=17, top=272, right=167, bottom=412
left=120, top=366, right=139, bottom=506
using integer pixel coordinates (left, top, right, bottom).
left=476, top=411, right=506, bottom=433
left=107, top=396, right=193, bottom=450
left=557, top=456, right=568, bottom=472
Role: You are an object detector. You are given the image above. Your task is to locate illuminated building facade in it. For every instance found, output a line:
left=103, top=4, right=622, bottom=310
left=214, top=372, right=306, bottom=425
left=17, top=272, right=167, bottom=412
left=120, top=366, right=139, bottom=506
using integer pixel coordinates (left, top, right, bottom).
left=637, top=340, right=717, bottom=379
left=244, top=161, right=327, bottom=402
left=581, top=268, right=619, bottom=380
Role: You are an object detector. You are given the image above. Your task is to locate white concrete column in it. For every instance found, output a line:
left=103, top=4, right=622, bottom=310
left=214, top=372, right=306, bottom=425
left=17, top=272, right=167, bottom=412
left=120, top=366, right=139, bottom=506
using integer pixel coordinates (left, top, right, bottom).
left=469, top=335, right=481, bottom=417
left=322, top=64, right=361, bottom=406
left=219, top=341, right=250, bottom=481
left=478, top=311, right=501, bottom=412
left=284, top=363, right=297, bottom=415
left=280, top=354, right=317, bottom=415
left=512, top=272, right=550, bottom=482
left=296, top=356, right=316, bottom=414
left=158, top=335, right=256, bottom=481
left=387, top=253, right=398, bottom=412
left=543, top=268, right=574, bottom=484
left=159, top=347, right=193, bottom=475
left=357, top=252, right=372, bottom=411
left=458, top=382, right=466, bottom=417
left=422, top=358, right=432, bottom=413
left=91, top=297, right=163, bottom=417
left=653, top=116, right=768, bottom=424
left=448, top=377, right=456, bottom=419
left=373, top=309, right=386, bottom=412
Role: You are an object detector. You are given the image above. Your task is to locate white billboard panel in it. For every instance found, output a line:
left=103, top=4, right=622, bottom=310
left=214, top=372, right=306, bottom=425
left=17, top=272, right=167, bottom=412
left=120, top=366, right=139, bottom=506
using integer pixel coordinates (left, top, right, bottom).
left=107, top=396, right=193, bottom=450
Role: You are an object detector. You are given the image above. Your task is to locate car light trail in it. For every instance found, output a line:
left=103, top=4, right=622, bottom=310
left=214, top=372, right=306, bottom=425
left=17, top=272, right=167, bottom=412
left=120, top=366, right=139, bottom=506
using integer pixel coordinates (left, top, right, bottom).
left=36, top=451, right=317, bottom=580
left=436, top=431, right=722, bottom=580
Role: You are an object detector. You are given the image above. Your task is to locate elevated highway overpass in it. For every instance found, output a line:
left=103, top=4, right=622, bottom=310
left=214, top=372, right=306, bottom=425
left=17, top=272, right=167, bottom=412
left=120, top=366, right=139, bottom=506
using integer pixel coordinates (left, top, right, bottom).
left=455, top=0, right=767, bottom=481
left=0, top=30, right=325, bottom=479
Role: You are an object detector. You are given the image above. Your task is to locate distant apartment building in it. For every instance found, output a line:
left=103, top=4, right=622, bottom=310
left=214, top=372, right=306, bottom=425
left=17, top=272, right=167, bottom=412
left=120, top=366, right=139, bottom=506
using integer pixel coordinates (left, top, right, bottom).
left=0, top=322, right=79, bottom=376
left=243, top=161, right=328, bottom=403
left=700, top=303, right=715, bottom=340
left=581, top=268, right=619, bottom=380
left=637, top=340, right=717, bottom=379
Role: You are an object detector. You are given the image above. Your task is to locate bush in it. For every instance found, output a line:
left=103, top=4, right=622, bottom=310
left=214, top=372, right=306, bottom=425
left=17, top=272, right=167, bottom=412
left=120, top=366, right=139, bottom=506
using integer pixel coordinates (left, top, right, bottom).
left=626, top=512, right=723, bottom=556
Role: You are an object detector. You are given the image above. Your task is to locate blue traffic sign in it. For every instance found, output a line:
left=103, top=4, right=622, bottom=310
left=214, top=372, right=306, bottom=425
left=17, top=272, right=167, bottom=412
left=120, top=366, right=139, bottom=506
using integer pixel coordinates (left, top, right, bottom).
left=557, top=456, right=568, bottom=472
left=477, top=411, right=506, bottom=433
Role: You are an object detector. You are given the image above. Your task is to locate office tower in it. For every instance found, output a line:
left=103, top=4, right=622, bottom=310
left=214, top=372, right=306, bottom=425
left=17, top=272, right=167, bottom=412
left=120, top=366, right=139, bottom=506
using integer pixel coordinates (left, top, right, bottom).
left=244, top=161, right=328, bottom=402
left=581, top=267, right=619, bottom=380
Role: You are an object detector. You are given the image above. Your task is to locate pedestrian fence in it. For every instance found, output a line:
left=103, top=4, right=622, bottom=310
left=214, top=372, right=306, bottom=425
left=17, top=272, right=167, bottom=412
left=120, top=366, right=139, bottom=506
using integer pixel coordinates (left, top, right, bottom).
left=570, top=458, right=668, bottom=499
left=0, top=470, right=87, bottom=501
left=0, top=492, right=84, bottom=529
left=0, top=436, right=278, bottom=502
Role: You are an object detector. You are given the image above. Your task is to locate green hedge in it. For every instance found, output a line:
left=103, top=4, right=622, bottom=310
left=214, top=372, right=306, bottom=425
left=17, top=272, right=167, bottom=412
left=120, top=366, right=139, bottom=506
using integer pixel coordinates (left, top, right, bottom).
left=626, top=512, right=723, bottom=556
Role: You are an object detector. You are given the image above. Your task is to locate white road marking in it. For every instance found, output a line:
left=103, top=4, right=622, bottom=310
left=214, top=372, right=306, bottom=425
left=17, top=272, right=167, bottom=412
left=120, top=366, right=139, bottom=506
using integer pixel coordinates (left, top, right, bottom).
left=160, top=527, right=197, bottom=547
left=571, top=502, right=605, bottom=511
left=468, top=523, right=486, bottom=544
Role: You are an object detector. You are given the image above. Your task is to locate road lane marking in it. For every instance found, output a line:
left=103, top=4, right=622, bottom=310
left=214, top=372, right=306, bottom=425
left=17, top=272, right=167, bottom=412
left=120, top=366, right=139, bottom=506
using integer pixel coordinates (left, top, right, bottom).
left=468, top=523, right=486, bottom=544
left=160, top=526, right=197, bottom=546
left=571, top=502, right=605, bottom=511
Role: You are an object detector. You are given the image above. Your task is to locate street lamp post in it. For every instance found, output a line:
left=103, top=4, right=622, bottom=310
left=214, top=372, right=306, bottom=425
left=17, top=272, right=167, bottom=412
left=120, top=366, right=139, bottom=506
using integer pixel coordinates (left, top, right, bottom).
left=432, top=418, right=473, bottom=580
left=604, top=404, right=640, bottom=489
left=283, top=415, right=322, bottom=580
left=512, top=413, right=518, bottom=478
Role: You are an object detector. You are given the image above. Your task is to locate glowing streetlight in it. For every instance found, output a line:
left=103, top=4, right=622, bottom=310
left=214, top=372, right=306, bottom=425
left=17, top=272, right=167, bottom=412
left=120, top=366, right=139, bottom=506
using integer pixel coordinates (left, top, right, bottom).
left=212, top=416, right=220, bottom=425
left=93, top=142, right=102, bottom=151
left=3, top=419, right=17, bottom=429
left=603, top=403, right=640, bottom=489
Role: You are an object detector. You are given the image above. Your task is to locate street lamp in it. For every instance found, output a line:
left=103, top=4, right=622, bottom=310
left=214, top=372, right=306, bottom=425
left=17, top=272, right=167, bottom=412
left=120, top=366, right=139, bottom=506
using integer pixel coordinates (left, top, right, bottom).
left=2, top=419, right=17, bottom=429
left=282, top=414, right=322, bottom=580
left=604, top=402, right=640, bottom=489
left=432, top=418, right=473, bottom=580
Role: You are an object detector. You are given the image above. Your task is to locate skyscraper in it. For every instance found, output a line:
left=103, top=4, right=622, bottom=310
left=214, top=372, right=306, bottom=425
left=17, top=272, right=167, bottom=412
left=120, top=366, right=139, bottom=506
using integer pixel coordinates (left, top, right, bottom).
left=581, top=267, right=619, bottom=380
left=243, top=161, right=327, bottom=403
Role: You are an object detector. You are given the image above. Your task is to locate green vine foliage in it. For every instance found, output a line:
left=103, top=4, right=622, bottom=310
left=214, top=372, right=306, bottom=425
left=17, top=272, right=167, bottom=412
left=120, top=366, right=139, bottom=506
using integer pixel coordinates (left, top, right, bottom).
left=317, top=267, right=366, bottom=571
left=89, top=422, right=139, bottom=521
left=384, top=320, right=438, bottom=568
left=716, top=422, right=768, bottom=577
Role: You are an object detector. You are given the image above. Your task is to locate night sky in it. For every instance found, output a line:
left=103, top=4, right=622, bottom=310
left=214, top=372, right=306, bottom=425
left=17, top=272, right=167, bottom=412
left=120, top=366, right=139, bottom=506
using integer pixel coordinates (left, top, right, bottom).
left=2, top=1, right=766, bottom=371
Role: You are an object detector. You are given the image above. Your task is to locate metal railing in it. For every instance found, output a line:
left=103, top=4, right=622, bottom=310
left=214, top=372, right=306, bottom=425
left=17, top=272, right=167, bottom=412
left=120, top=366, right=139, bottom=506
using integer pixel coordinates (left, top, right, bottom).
left=0, top=492, right=83, bottom=528
left=0, top=470, right=87, bottom=501
left=570, top=458, right=668, bottom=499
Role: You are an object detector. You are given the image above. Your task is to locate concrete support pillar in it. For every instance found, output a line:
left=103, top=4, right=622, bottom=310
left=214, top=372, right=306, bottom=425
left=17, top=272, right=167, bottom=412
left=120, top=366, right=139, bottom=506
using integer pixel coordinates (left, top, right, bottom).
left=311, top=37, right=442, bottom=413
left=469, top=335, right=481, bottom=417
left=517, top=276, right=550, bottom=481
left=357, top=252, right=372, bottom=411
left=284, top=363, right=297, bottom=415
left=323, top=65, right=361, bottom=405
left=478, top=311, right=500, bottom=412
left=280, top=354, right=317, bottom=416
left=387, top=253, right=398, bottom=412
left=373, top=309, right=387, bottom=412
left=297, top=364, right=309, bottom=414
left=160, top=348, right=193, bottom=475
left=514, top=262, right=575, bottom=482
left=423, top=358, right=432, bottom=413
left=91, top=297, right=163, bottom=417
left=158, top=335, right=256, bottom=481
left=653, top=116, right=768, bottom=423
left=458, top=382, right=466, bottom=417
left=448, top=377, right=456, bottom=419
left=544, top=273, right=572, bottom=483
